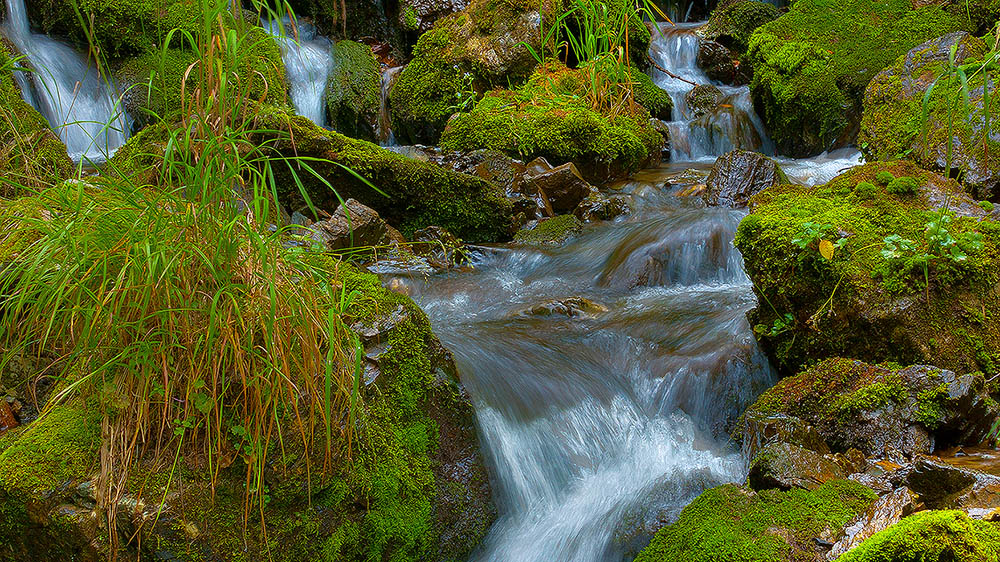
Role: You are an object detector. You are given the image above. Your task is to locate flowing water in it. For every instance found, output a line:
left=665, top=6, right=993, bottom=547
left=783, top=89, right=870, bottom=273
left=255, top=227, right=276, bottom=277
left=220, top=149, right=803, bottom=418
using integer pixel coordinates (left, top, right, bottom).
left=376, top=65, right=403, bottom=146
left=263, top=17, right=333, bottom=126
left=2, top=0, right=130, bottom=162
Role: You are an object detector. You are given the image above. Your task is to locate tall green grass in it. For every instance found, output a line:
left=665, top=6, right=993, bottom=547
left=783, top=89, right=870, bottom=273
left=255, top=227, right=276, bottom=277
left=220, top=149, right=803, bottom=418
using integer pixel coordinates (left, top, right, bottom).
left=0, top=0, right=366, bottom=552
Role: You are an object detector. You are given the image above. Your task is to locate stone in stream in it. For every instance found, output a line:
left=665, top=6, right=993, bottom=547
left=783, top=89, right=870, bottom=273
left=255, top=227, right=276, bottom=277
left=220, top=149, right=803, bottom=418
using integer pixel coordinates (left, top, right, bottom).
left=519, top=297, right=609, bottom=319
left=685, top=84, right=725, bottom=119
left=746, top=441, right=854, bottom=491
left=522, top=159, right=600, bottom=215
left=313, top=198, right=407, bottom=251
left=696, top=39, right=748, bottom=86
left=826, top=486, right=922, bottom=559
left=703, top=149, right=788, bottom=208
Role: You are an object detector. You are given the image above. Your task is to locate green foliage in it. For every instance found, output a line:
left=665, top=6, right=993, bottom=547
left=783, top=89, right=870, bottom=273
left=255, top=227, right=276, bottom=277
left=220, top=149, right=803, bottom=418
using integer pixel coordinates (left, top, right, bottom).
left=635, top=480, right=877, bottom=562
left=887, top=176, right=919, bottom=195
left=838, top=510, right=1000, bottom=562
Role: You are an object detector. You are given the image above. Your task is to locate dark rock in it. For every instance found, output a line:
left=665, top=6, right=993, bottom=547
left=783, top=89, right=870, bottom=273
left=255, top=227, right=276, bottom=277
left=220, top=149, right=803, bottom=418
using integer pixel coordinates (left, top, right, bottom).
left=747, top=442, right=848, bottom=491
left=741, top=411, right=831, bottom=462
left=313, top=198, right=406, bottom=251
left=520, top=297, right=608, bottom=319
left=411, top=225, right=467, bottom=269
left=685, top=84, right=725, bottom=119
left=827, top=486, right=922, bottom=559
left=327, top=40, right=381, bottom=142
left=697, top=39, right=748, bottom=86
left=899, top=456, right=980, bottom=508
left=704, top=149, right=788, bottom=208
left=400, top=0, right=469, bottom=33
left=524, top=161, right=600, bottom=214
left=574, top=193, right=631, bottom=223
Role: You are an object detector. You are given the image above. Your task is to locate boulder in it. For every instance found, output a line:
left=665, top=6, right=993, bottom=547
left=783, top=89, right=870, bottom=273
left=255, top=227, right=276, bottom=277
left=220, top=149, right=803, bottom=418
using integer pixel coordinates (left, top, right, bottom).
left=574, top=193, right=631, bottom=223
left=859, top=32, right=1000, bottom=200
left=524, top=161, right=599, bottom=214
left=312, top=198, right=406, bottom=251
left=685, top=84, right=725, bottom=119
left=745, top=0, right=969, bottom=157
left=736, top=161, right=1000, bottom=375
left=696, top=40, right=748, bottom=85
left=740, top=359, right=999, bottom=458
left=704, top=149, right=788, bottom=208
left=326, top=40, right=381, bottom=141
left=747, top=442, right=851, bottom=491
left=827, top=487, right=922, bottom=559
left=741, top=411, right=831, bottom=461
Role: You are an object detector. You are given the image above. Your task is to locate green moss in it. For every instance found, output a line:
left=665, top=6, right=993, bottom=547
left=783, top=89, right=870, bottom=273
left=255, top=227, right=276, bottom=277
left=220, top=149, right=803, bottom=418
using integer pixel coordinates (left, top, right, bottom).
left=326, top=40, right=380, bottom=140
left=402, top=4, right=419, bottom=31
left=854, top=181, right=877, bottom=200
left=440, top=62, right=663, bottom=176
left=747, top=0, right=967, bottom=157
left=839, top=510, right=1000, bottom=562
left=0, top=405, right=100, bottom=494
left=0, top=45, right=73, bottom=193
left=735, top=160, right=1000, bottom=374
left=876, top=171, right=896, bottom=185
left=514, top=214, right=584, bottom=246
left=982, top=201, right=996, bottom=213
left=635, top=480, right=877, bottom=562
left=700, top=0, right=781, bottom=54
left=887, top=176, right=919, bottom=195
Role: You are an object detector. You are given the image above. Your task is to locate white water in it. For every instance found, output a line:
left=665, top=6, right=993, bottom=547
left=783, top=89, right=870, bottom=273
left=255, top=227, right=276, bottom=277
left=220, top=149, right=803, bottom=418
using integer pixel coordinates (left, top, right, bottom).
left=650, top=23, right=772, bottom=161
left=263, top=17, right=333, bottom=126
left=2, top=0, right=130, bottom=162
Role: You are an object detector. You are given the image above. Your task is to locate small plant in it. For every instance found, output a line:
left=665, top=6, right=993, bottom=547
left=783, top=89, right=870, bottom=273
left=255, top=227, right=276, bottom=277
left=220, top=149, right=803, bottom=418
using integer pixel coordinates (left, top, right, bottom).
left=880, top=210, right=984, bottom=296
left=755, top=313, right=795, bottom=338
left=853, top=181, right=877, bottom=200
left=875, top=171, right=896, bottom=185
left=980, top=200, right=995, bottom=213
left=793, top=221, right=847, bottom=260
left=887, top=176, right=919, bottom=195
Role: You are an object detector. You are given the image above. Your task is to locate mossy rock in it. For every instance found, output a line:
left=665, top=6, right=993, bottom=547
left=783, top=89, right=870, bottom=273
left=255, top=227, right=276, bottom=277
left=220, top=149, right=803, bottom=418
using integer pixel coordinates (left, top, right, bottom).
left=740, top=358, right=999, bottom=456
left=746, top=0, right=968, bottom=157
left=0, top=257, right=495, bottom=561
left=735, top=160, right=1000, bottom=376
left=859, top=32, right=1000, bottom=200
left=388, top=0, right=557, bottom=144
left=439, top=62, right=664, bottom=182
left=109, top=108, right=514, bottom=242
left=0, top=44, right=73, bottom=194
left=697, top=0, right=780, bottom=55
left=838, top=510, right=1000, bottom=562
left=634, top=480, right=877, bottom=562
left=326, top=40, right=380, bottom=141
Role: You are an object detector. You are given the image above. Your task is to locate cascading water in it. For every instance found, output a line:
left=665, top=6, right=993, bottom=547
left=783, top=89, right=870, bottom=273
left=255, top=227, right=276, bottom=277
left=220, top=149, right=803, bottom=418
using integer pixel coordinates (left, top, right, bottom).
left=376, top=65, right=403, bottom=146
left=263, top=17, right=333, bottom=126
left=650, top=23, right=772, bottom=161
left=390, top=175, right=778, bottom=561
left=2, top=0, right=130, bottom=162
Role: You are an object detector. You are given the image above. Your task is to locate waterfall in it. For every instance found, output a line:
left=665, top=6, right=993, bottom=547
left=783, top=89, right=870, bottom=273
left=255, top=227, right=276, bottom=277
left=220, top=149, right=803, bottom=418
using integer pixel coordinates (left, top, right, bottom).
left=263, top=17, right=333, bottom=126
left=376, top=65, right=403, bottom=146
left=2, top=0, right=130, bottom=163
left=650, top=23, right=772, bottom=161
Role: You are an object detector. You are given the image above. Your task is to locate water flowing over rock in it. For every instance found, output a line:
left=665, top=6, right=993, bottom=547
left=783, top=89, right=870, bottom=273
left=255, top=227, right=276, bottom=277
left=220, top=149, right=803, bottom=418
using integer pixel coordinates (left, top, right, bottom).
left=262, top=16, right=334, bottom=126
left=2, top=0, right=129, bottom=162
left=704, top=149, right=788, bottom=207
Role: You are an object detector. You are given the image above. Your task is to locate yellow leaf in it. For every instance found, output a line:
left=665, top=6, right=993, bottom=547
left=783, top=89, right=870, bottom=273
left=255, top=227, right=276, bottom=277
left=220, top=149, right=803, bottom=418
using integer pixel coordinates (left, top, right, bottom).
left=819, top=239, right=835, bottom=260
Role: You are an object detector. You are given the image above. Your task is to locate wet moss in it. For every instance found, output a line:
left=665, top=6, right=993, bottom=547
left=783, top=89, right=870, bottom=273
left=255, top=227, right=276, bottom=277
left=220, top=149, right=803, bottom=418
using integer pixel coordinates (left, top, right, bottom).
left=514, top=214, right=583, bottom=246
left=440, top=62, right=663, bottom=178
left=326, top=40, right=380, bottom=141
left=635, top=480, right=877, bottom=562
left=735, top=160, right=1000, bottom=374
left=747, top=0, right=967, bottom=157
left=838, top=510, right=1000, bottom=562
left=699, top=0, right=780, bottom=54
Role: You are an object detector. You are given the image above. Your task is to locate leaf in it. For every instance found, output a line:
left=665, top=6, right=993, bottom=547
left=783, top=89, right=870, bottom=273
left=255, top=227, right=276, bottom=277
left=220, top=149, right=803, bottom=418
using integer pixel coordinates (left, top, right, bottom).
left=819, top=239, right=835, bottom=260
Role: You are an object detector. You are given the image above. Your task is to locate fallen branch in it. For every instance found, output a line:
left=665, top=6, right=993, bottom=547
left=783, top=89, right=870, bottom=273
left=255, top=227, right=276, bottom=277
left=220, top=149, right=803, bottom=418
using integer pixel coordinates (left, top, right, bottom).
left=647, top=55, right=697, bottom=87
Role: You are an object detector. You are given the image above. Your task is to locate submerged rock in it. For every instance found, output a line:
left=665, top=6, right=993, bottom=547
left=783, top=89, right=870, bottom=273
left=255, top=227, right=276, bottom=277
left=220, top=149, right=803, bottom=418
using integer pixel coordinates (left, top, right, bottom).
left=859, top=32, right=1000, bottom=200
left=703, top=149, right=788, bottom=208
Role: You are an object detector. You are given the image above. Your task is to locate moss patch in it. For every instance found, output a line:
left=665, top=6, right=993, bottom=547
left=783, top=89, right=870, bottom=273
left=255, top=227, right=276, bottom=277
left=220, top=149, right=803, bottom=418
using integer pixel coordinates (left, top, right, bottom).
left=699, top=0, right=780, bottom=54
left=326, top=40, right=380, bottom=141
left=838, top=510, right=1000, bottom=562
left=635, top=480, right=877, bottom=562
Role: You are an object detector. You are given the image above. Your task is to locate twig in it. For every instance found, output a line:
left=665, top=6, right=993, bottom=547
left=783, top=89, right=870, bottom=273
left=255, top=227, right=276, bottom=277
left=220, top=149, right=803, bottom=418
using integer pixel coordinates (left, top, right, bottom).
left=647, top=54, right=697, bottom=87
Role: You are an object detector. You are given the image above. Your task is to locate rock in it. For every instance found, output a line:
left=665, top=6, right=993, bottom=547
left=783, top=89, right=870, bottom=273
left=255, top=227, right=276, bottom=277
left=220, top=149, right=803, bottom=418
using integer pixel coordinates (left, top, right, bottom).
left=697, top=0, right=781, bottom=55
left=747, top=442, right=849, bottom=491
left=833, top=509, right=1000, bottom=560
left=326, top=40, right=381, bottom=141
left=524, top=162, right=600, bottom=214
left=740, top=359, right=1000, bottom=458
left=696, top=39, right=748, bottom=86
left=740, top=411, right=831, bottom=462
left=513, top=215, right=583, bottom=246
left=411, top=226, right=467, bottom=269
left=399, top=0, right=469, bottom=33
left=704, top=149, right=788, bottom=207
left=574, top=193, right=631, bottom=223
left=900, top=456, right=980, bottom=508
left=860, top=32, right=1000, bottom=199
left=313, top=198, right=406, bottom=252
left=520, top=297, right=608, bottom=318
left=827, top=487, right=922, bottom=559
left=685, top=84, right=725, bottom=119
left=745, top=0, right=968, bottom=157
left=0, top=400, right=17, bottom=433
left=736, top=161, right=1000, bottom=375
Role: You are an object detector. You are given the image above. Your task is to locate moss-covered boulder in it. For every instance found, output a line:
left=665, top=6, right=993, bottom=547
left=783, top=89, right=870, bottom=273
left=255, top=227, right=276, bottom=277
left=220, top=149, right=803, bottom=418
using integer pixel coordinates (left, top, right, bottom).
left=439, top=62, right=665, bottom=182
left=838, top=510, right=1000, bottom=562
left=0, top=259, right=496, bottom=561
left=634, top=480, right=877, bottom=562
left=859, top=32, right=1000, bottom=200
left=109, top=108, right=514, bottom=241
left=388, top=0, right=548, bottom=144
left=326, top=40, right=380, bottom=141
left=746, top=0, right=968, bottom=157
left=697, top=0, right=780, bottom=55
left=741, top=358, right=999, bottom=457
left=0, top=44, right=73, bottom=193
left=735, top=161, right=1000, bottom=376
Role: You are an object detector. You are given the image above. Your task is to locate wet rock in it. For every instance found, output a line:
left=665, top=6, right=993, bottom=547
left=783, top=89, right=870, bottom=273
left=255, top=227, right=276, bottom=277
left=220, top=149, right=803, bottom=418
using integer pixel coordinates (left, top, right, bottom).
left=697, top=39, right=748, bottom=86
left=704, top=149, right=788, bottom=208
left=696, top=0, right=780, bottom=54
left=313, top=198, right=406, bottom=252
left=685, top=84, right=725, bottom=119
left=747, top=442, right=848, bottom=491
left=573, top=193, right=631, bottom=223
left=740, top=359, right=1000, bottom=458
left=860, top=32, right=1000, bottom=199
left=524, top=161, right=600, bottom=214
left=827, top=486, right=922, bottom=559
left=399, top=0, right=469, bottom=33
left=741, top=411, right=830, bottom=462
left=513, top=215, right=583, bottom=246
left=900, top=456, right=980, bottom=508
left=411, top=226, right=467, bottom=269
left=326, top=40, right=381, bottom=142
left=520, top=297, right=608, bottom=319
left=0, top=400, right=17, bottom=432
